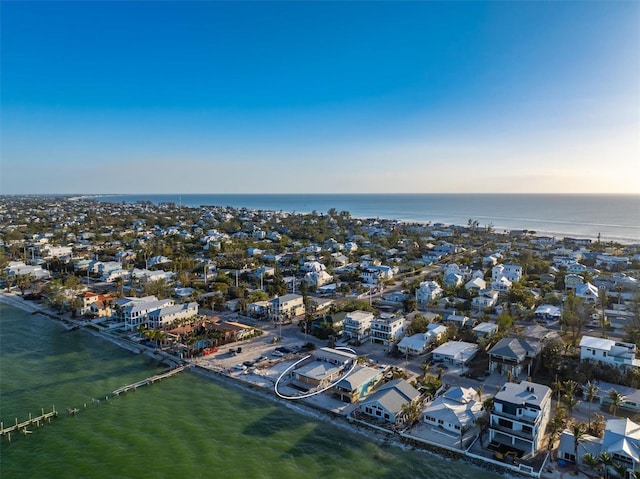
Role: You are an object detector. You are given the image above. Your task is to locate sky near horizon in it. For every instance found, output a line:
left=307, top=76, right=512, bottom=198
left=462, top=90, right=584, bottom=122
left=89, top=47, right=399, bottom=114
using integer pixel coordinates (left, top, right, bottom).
left=1, top=1, right=639, bottom=195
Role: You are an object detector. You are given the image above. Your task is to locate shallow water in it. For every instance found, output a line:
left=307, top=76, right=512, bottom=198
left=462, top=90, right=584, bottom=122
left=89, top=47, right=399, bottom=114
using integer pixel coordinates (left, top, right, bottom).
left=0, top=304, right=500, bottom=478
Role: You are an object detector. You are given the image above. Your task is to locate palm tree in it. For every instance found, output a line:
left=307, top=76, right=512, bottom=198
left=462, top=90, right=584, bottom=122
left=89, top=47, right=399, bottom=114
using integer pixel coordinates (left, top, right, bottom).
left=599, top=451, right=613, bottom=479
left=570, top=422, right=586, bottom=475
left=476, top=384, right=484, bottom=403
left=581, top=453, right=600, bottom=475
left=608, top=389, right=625, bottom=417
left=584, top=380, right=600, bottom=430
left=563, top=393, right=579, bottom=420
left=612, top=463, right=629, bottom=479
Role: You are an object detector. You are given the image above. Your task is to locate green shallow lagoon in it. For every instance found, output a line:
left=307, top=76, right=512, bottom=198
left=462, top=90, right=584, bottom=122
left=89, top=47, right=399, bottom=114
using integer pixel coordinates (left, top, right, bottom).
left=0, top=304, right=501, bottom=479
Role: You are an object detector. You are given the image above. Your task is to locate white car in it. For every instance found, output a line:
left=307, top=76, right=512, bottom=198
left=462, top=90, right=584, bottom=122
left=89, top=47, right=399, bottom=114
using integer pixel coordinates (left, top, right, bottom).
left=233, top=364, right=247, bottom=371
left=271, top=350, right=285, bottom=357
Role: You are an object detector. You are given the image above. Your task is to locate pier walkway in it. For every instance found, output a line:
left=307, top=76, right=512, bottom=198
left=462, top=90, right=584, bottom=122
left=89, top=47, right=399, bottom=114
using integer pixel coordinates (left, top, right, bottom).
left=111, top=365, right=189, bottom=396
left=0, top=407, right=58, bottom=442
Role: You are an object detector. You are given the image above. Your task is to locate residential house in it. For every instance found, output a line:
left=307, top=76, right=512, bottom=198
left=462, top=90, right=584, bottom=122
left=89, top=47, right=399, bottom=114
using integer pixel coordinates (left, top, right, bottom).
left=292, top=347, right=356, bottom=391
left=579, top=336, right=640, bottom=370
left=397, top=324, right=448, bottom=355
left=431, top=341, right=478, bottom=365
left=473, top=321, right=498, bottom=339
left=359, top=379, right=421, bottom=425
left=488, top=381, right=552, bottom=457
left=471, top=290, right=499, bottom=310
left=370, top=314, right=408, bottom=346
left=311, top=312, right=347, bottom=336
left=342, top=310, right=375, bottom=342
left=465, top=277, right=487, bottom=292
left=6, top=261, right=51, bottom=280
left=492, top=264, right=523, bottom=283
left=77, top=292, right=113, bottom=316
left=334, top=365, right=383, bottom=403
left=564, top=274, right=584, bottom=290
left=415, top=280, right=443, bottom=307
left=584, top=381, right=640, bottom=414
left=268, top=294, right=305, bottom=322
left=444, top=313, right=471, bottom=329
left=575, top=282, right=599, bottom=303
left=303, top=270, right=333, bottom=288
left=147, top=302, right=199, bottom=329
left=491, top=276, right=513, bottom=294
left=423, top=386, right=483, bottom=435
left=533, top=304, right=562, bottom=322
left=558, top=418, right=640, bottom=476
left=118, top=296, right=175, bottom=331
left=488, top=337, right=541, bottom=378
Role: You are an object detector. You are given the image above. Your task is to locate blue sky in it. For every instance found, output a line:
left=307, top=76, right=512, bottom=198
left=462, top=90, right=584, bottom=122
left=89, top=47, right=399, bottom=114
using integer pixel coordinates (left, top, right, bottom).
left=1, top=1, right=638, bottom=194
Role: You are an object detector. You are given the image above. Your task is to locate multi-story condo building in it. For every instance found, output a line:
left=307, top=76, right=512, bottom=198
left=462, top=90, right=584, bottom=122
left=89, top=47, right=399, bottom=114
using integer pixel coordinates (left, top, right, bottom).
left=489, top=380, right=552, bottom=457
left=342, top=310, right=375, bottom=342
left=580, top=336, right=640, bottom=369
left=370, top=313, right=407, bottom=346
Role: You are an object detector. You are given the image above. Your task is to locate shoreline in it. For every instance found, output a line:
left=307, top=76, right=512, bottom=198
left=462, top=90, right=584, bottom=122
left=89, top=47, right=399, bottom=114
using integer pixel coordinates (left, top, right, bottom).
left=0, top=293, right=577, bottom=478
left=83, top=193, right=640, bottom=245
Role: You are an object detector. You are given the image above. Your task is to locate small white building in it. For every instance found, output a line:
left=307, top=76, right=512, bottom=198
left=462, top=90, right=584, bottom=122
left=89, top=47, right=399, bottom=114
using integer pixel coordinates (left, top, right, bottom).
left=431, top=341, right=478, bottom=365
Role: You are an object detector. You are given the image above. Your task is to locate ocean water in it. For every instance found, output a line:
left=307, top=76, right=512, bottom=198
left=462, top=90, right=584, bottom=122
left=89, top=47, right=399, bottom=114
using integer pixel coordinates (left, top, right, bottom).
left=0, top=305, right=500, bottom=479
left=90, top=193, right=640, bottom=243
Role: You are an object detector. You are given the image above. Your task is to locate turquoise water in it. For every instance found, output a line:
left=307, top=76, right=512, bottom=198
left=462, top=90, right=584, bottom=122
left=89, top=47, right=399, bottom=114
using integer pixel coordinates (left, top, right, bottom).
left=0, top=304, right=500, bottom=478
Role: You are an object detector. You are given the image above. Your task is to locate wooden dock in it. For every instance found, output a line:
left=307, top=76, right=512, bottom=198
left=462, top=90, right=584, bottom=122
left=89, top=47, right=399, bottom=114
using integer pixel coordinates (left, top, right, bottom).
left=111, top=365, right=187, bottom=396
left=0, top=407, right=58, bottom=443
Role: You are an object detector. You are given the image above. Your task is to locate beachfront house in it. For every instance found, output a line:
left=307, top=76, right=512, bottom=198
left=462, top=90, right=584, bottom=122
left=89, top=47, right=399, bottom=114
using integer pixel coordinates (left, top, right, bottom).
left=118, top=296, right=175, bottom=331
left=558, top=418, right=640, bottom=476
left=423, top=386, right=482, bottom=436
left=488, top=380, right=552, bottom=457
left=292, top=347, right=356, bottom=391
left=147, top=302, right=199, bottom=329
left=333, top=365, right=383, bottom=403
left=359, top=379, right=421, bottom=426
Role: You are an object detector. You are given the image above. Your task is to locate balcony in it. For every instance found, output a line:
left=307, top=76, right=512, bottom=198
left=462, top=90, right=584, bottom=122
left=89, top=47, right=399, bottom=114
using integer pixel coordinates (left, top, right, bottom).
left=492, top=409, right=539, bottom=425
left=490, top=421, right=536, bottom=441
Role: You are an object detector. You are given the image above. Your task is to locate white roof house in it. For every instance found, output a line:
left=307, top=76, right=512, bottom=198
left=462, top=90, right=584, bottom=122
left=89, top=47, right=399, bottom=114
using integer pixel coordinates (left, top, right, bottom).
left=423, top=386, right=483, bottom=435
left=473, top=321, right=498, bottom=339
left=558, top=418, right=640, bottom=475
left=580, top=335, right=640, bottom=369
left=397, top=324, right=447, bottom=355
left=431, top=341, right=478, bottom=365
left=575, top=282, right=599, bottom=303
